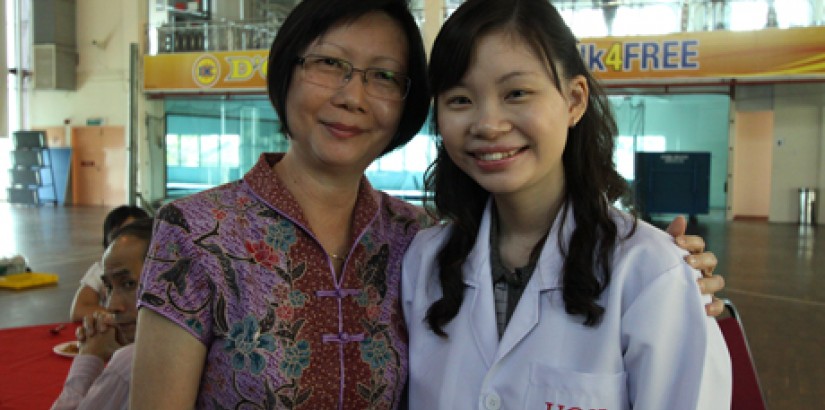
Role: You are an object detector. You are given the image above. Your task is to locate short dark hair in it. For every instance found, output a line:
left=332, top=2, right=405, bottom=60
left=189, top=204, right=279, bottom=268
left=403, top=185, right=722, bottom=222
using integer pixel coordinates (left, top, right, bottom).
left=266, top=0, right=430, bottom=156
left=103, top=206, right=150, bottom=249
left=108, top=217, right=154, bottom=258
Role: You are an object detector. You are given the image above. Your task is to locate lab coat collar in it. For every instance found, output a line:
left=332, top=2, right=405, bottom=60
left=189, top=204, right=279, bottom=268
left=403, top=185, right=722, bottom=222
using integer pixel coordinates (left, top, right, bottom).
left=462, top=199, right=569, bottom=292
left=462, top=199, right=573, bottom=364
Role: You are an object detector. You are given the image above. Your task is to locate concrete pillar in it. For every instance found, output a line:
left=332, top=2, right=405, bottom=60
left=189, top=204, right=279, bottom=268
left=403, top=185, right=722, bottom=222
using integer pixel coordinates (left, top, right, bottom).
left=1, top=0, right=8, bottom=137
left=422, top=0, right=444, bottom=55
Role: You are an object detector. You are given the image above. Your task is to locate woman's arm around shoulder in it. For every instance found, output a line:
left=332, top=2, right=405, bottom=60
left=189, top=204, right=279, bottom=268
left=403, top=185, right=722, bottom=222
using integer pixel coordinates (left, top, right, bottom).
left=129, top=309, right=206, bottom=410
left=665, top=215, right=725, bottom=316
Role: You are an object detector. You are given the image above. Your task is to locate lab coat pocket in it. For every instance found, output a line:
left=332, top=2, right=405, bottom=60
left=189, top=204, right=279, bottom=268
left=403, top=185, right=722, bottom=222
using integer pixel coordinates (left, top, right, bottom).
left=524, top=362, right=629, bottom=410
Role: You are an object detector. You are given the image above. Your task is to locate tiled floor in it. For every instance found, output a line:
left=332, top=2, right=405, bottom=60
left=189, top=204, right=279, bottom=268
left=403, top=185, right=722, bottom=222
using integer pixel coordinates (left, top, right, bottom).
left=1, top=203, right=823, bottom=408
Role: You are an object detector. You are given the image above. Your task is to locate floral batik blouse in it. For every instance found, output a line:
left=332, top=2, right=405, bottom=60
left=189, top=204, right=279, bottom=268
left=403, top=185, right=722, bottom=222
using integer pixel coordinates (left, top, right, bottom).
left=138, top=153, right=429, bottom=409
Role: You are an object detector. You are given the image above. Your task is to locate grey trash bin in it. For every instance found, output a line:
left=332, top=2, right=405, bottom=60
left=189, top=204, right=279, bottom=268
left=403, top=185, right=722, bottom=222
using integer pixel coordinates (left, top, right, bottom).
left=799, top=188, right=817, bottom=225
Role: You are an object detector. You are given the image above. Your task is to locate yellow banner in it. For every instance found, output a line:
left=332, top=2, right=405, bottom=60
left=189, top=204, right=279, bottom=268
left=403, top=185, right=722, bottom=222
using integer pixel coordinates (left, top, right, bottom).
left=144, top=50, right=269, bottom=92
left=579, top=26, right=825, bottom=82
left=143, top=27, right=825, bottom=91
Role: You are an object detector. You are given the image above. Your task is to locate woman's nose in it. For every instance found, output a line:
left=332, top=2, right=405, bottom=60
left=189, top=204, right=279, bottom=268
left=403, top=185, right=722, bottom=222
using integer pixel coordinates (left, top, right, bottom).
left=331, top=74, right=368, bottom=112
left=470, top=105, right=510, bottom=138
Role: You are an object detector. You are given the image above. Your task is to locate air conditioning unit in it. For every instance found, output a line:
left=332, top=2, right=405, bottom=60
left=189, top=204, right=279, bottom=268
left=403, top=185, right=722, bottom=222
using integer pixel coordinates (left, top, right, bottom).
left=33, top=44, right=77, bottom=90
left=32, top=0, right=76, bottom=90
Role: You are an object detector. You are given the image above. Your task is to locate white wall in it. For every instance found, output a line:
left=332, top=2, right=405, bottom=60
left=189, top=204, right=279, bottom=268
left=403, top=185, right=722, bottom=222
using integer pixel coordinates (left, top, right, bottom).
left=0, top=52, right=7, bottom=201
left=769, top=84, right=825, bottom=223
left=27, top=0, right=150, bottom=205
left=29, top=0, right=144, bottom=128
left=1, top=0, right=8, bottom=138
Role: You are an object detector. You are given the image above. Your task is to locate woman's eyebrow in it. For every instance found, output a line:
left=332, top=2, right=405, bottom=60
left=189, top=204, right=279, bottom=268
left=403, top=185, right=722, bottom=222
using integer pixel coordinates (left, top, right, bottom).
left=496, top=71, right=534, bottom=85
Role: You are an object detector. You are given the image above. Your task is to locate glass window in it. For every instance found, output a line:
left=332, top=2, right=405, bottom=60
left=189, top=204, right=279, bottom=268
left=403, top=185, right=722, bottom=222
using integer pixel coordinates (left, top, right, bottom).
left=179, top=135, right=201, bottom=167
left=775, top=0, right=812, bottom=27
left=610, top=94, right=730, bottom=212
left=166, top=134, right=180, bottom=166
left=161, top=95, right=439, bottom=203
left=613, top=135, right=666, bottom=181
left=612, top=4, right=680, bottom=36
left=561, top=8, right=608, bottom=38
left=615, top=135, right=636, bottom=180
left=729, top=1, right=769, bottom=31
left=163, top=96, right=286, bottom=198
left=200, top=134, right=219, bottom=167
left=221, top=134, right=241, bottom=168
left=366, top=131, right=436, bottom=203
left=638, top=135, right=667, bottom=152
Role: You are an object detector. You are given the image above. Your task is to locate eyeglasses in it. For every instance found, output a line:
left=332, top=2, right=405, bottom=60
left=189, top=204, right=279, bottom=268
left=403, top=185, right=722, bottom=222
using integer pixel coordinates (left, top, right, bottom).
left=296, top=54, right=411, bottom=101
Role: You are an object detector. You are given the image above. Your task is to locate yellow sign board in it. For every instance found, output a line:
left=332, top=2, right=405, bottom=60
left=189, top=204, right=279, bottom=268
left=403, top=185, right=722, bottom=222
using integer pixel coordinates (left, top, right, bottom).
left=580, top=26, right=825, bottom=82
left=144, top=50, right=269, bottom=92
left=143, top=27, right=825, bottom=92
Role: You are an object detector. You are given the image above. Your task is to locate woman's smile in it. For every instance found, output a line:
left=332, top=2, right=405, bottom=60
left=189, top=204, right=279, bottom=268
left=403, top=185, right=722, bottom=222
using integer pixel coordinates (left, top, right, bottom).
left=323, top=121, right=365, bottom=139
left=469, top=146, right=528, bottom=171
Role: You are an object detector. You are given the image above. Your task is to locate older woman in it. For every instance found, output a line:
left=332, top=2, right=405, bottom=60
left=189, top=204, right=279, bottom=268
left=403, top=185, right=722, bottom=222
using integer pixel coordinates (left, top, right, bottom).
left=130, top=0, right=723, bottom=409
left=131, top=1, right=428, bottom=408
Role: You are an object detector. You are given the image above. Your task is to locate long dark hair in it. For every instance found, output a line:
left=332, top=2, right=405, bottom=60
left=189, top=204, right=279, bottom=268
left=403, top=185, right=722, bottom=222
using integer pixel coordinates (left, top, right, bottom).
left=424, top=0, right=633, bottom=337
left=265, top=0, right=430, bottom=156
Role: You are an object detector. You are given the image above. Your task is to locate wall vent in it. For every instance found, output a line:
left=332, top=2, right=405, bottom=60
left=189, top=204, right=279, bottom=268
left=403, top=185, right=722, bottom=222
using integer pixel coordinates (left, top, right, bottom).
left=33, top=0, right=77, bottom=90
left=33, top=44, right=77, bottom=90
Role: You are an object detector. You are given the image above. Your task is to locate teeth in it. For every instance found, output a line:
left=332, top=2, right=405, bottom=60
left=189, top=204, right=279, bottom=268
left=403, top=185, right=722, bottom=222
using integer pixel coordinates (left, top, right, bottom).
left=476, top=149, right=520, bottom=161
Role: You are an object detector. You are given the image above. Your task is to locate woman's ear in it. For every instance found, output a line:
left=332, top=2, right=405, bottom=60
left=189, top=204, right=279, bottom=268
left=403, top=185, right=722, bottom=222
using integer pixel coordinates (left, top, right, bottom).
left=566, top=75, right=589, bottom=128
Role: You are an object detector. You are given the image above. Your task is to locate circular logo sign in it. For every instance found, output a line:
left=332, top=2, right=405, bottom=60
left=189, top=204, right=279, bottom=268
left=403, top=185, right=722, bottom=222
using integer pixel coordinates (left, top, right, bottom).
left=192, top=55, right=220, bottom=88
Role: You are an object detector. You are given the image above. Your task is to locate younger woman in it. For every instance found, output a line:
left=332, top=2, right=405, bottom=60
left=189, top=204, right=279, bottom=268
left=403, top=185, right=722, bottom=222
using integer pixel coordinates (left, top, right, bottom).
left=402, top=0, right=731, bottom=408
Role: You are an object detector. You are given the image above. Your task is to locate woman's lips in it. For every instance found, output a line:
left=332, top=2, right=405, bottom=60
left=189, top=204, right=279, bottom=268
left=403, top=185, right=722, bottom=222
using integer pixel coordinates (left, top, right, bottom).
left=470, top=147, right=526, bottom=172
left=472, top=147, right=523, bottom=161
left=324, top=122, right=364, bottom=138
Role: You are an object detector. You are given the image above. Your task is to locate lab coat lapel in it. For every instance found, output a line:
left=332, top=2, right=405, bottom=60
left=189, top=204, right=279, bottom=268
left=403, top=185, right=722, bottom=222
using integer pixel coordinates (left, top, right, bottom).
left=464, top=201, right=499, bottom=368
left=494, top=204, right=569, bottom=362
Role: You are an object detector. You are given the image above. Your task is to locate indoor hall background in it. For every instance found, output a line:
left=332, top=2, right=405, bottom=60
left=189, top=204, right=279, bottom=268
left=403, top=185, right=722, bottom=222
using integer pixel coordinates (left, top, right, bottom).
left=1, top=204, right=823, bottom=408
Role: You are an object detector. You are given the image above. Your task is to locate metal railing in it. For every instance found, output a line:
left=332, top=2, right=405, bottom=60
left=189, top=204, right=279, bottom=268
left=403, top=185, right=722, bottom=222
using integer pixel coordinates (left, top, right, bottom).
left=148, top=20, right=280, bottom=54
left=146, top=8, right=425, bottom=55
left=146, top=0, right=823, bottom=55
left=443, top=0, right=825, bottom=34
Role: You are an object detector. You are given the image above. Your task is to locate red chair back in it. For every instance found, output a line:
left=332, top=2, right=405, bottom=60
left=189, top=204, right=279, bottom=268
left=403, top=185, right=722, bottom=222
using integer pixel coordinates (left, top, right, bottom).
left=717, top=300, right=768, bottom=410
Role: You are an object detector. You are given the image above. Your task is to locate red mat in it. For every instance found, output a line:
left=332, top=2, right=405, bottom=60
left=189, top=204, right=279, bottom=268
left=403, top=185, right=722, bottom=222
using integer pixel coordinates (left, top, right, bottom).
left=0, top=322, right=78, bottom=410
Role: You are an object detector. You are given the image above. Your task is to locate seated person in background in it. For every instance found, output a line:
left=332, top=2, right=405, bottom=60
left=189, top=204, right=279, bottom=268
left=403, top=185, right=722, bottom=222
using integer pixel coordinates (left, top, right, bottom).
left=52, top=218, right=153, bottom=410
left=69, top=206, right=149, bottom=322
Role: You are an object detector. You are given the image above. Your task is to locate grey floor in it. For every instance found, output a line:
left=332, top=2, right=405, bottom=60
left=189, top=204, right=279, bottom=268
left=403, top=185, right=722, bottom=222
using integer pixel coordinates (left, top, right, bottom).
left=1, top=203, right=823, bottom=408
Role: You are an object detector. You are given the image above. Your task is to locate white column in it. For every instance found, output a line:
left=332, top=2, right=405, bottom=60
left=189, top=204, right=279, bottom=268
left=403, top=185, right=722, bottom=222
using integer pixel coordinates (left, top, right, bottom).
left=1, top=0, right=8, bottom=137
left=422, top=0, right=444, bottom=56
left=818, top=104, right=825, bottom=225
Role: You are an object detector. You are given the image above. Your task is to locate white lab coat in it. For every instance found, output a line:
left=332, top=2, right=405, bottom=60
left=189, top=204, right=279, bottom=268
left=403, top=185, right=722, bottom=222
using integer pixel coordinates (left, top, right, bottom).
left=402, top=202, right=731, bottom=410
